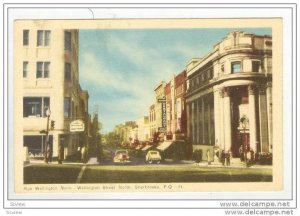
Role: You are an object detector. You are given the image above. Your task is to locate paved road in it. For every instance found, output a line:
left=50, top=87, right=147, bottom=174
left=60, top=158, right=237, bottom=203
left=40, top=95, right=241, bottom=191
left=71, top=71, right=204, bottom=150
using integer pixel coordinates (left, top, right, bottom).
left=24, top=158, right=272, bottom=184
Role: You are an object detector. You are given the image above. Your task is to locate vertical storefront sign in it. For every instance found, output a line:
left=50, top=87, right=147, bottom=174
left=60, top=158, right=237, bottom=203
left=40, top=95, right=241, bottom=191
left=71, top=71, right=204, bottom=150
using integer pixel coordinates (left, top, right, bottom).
left=162, top=101, right=167, bottom=129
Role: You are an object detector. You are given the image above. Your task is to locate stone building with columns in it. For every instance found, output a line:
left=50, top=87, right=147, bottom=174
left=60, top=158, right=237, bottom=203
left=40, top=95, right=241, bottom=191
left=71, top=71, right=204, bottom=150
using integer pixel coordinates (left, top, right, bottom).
left=186, top=31, right=272, bottom=159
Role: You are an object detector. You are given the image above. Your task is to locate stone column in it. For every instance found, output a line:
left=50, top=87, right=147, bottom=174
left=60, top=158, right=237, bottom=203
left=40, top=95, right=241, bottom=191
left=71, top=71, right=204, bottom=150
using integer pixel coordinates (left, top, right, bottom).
left=248, top=85, right=257, bottom=152
left=194, top=99, right=198, bottom=144
left=219, top=89, right=225, bottom=149
left=202, top=97, right=205, bottom=144
left=258, top=86, right=269, bottom=153
left=208, top=101, right=211, bottom=145
left=186, top=103, right=190, bottom=139
left=191, top=101, right=195, bottom=143
left=213, top=89, right=220, bottom=147
left=266, top=83, right=273, bottom=153
left=197, top=99, right=201, bottom=144
left=223, top=87, right=232, bottom=151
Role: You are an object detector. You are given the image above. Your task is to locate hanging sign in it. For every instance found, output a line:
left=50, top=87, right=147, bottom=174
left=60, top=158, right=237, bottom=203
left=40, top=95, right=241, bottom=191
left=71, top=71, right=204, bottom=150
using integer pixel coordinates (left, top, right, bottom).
left=70, top=120, right=85, bottom=132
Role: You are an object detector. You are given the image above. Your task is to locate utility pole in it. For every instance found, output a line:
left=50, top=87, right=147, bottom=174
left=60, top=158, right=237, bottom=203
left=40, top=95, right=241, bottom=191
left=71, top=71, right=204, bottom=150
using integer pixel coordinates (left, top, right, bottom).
left=44, top=108, right=51, bottom=163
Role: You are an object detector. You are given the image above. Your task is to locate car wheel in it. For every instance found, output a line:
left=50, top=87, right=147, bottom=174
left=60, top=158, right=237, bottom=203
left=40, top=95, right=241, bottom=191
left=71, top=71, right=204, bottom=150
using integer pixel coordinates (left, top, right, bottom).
left=148, top=160, right=153, bottom=164
left=157, top=160, right=160, bottom=164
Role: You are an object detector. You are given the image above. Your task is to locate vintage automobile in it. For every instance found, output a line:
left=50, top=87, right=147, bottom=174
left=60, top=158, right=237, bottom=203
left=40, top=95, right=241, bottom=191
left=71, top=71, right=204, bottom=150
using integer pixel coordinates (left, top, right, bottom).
left=145, top=150, right=162, bottom=164
left=113, top=149, right=130, bottom=163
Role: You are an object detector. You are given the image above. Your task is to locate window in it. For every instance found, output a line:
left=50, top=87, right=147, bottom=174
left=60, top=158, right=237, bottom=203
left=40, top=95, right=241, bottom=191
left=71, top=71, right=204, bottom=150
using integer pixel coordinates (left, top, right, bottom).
left=64, top=32, right=72, bottom=51
left=37, top=30, right=51, bottom=46
left=203, top=72, right=207, bottom=81
left=24, top=135, right=53, bottom=157
left=45, top=31, right=51, bottom=46
left=209, top=69, right=213, bottom=79
left=65, top=63, right=72, bottom=81
left=23, top=30, right=29, bottom=46
left=23, top=61, right=28, bottom=78
left=231, top=61, right=241, bottom=73
left=252, top=61, right=260, bottom=72
left=221, top=64, right=225, bottom=73
left=37, top=31, right=43, bottom=46
left=23, top=97, right=50, bottom=117
left=64, top=97, right=71, bottom=118
left=36, top=62, right=50, bottom=78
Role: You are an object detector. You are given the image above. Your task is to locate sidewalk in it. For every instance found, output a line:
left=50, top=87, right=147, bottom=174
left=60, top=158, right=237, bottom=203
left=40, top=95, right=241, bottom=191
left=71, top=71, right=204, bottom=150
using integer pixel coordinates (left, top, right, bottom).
left=196, top=159, right=272, bottom=169
left=26, top=157, right=272, bottom=169
left=27, top=158, right=98, bottom=165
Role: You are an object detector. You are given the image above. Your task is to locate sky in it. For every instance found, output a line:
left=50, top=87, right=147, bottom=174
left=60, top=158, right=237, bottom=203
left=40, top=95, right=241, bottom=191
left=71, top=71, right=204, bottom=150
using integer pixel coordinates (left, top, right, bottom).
left=79, top=28, right=272, bottom=133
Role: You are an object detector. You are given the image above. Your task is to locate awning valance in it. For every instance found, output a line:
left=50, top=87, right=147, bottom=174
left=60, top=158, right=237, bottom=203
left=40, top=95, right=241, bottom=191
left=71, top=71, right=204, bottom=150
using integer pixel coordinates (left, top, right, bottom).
left=157, top=141, right=173, bottom=151
left=141, top=145, right=152, bottom=151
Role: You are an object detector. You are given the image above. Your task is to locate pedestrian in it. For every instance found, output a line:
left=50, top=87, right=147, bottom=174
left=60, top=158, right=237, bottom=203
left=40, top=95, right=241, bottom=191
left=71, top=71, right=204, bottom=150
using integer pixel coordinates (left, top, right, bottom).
left=206, top=149, right=211, bottom=165
left=47, top=146, right=53, bottom=163
left=250, top=149, right=254, bottom=161
left=250, top=148, right=255, bottom=165
left=81, top=146, right=87, bottom=164
left=225, top=151, right=231, bottom=166
left=220, top=150, right=225, bottom=166
left=77, top=146, right=81, bottom=162
left=58, top=144, right=64, bottom=164
left=239, top=145, right=244, bottom=162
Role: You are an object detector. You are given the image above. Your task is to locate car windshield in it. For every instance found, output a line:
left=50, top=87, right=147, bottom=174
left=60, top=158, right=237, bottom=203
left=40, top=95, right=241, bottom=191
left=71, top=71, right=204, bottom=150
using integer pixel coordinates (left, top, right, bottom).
left=150, top=151, right=158, bottom=155
left=116, top=150, right=127, bottom=154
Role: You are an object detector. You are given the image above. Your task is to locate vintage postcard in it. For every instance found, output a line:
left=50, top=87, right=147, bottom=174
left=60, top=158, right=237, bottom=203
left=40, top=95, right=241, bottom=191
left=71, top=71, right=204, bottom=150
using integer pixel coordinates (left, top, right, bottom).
left=13, top=18, right=282, bottom=194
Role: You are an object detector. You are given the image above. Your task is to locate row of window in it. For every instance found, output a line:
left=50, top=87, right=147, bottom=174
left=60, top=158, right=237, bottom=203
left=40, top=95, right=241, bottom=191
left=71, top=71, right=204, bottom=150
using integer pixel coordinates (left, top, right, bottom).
left=23, top=30, right=51, bottom=47
left=230, top=60, right=261, bottom=73
left=23, top=96, right=73, bottom=118
left=190, top=68, right=214, bottom=89
left=23, top=61, right=72, bottom=80
left=190, top=60, right=261, bottom=90
left=23, top=30, right=72, bottom=51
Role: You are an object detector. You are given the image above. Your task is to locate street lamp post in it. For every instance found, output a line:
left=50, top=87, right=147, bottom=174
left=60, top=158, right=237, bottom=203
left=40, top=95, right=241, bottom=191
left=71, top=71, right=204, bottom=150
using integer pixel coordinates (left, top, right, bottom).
left=44, top=108, right=51, bottom=163
left=240, top=116, right=249, bottom=167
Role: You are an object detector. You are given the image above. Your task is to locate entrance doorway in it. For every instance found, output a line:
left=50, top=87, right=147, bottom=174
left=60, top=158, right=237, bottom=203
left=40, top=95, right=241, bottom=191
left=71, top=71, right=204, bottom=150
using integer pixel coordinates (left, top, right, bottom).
left=230, top=86, right=249, bottom=158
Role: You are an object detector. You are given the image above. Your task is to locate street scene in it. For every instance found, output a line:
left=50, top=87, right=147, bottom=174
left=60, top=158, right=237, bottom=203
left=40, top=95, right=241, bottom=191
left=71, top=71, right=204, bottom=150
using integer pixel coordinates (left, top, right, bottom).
left=17, top=21, right=273, bottom=184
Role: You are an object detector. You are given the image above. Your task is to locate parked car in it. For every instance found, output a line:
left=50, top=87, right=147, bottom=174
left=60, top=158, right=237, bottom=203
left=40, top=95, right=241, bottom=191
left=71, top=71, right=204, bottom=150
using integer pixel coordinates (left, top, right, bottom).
left=113, top=149, right=130, bottom=163
left=145, top=150, right=161, bottom=164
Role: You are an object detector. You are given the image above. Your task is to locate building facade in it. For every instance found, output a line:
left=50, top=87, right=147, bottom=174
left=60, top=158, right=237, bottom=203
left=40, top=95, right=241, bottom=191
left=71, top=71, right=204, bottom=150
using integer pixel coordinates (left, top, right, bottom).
left=165, top=70, right=187, bottom=138
left=186, top=31, right=272, bottom=158
left=149, top=104, right=156, bottom=140
left=15, top=21, right=89, bottom=160
left=136, top=116, right=150, bottom=142
left=154, top=81, right=166, bottom=134
left=114, top=121, right=137, bottom=146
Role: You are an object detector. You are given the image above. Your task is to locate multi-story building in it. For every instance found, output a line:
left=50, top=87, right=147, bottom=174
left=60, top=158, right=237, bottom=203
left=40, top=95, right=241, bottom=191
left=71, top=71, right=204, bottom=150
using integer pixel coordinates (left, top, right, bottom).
left=15, top=21, right=89, bottom=160
left=79, top=89, right=90, bottom=149
left=154, top=81, right=166, bottom=134
left=136, top=116, right=150, bottom=142
left=149, top=104, right=156, bottom=140
left=165, top=70, right=187, bottom=139
left=174, top=70, right=187, bottom=135
left=165, top=82, right=172, bottom=135
left=114, top=121, right=137, bottom=146
left=186, top=31, right=272, bottom=159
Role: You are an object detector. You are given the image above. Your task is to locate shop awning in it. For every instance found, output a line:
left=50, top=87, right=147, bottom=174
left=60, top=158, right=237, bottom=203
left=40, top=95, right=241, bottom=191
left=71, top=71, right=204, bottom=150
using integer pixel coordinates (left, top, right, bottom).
left=135, top=146, right=143, bottom=150
left=157, top=141, right=174, bottom=151
left=141, top=145, right=152, bottom=151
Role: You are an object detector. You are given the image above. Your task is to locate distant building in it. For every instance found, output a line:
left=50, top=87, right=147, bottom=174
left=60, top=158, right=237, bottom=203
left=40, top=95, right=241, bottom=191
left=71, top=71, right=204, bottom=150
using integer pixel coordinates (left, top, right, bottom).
left=15, top=21, right=89, bottom=160
left=149, top=104, right=156, bottom=140
left=114, top=121, right=137, bottom=146
left=136, top=116, right=150, bottom=142
left=186, top=31, right=272, bottom=158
